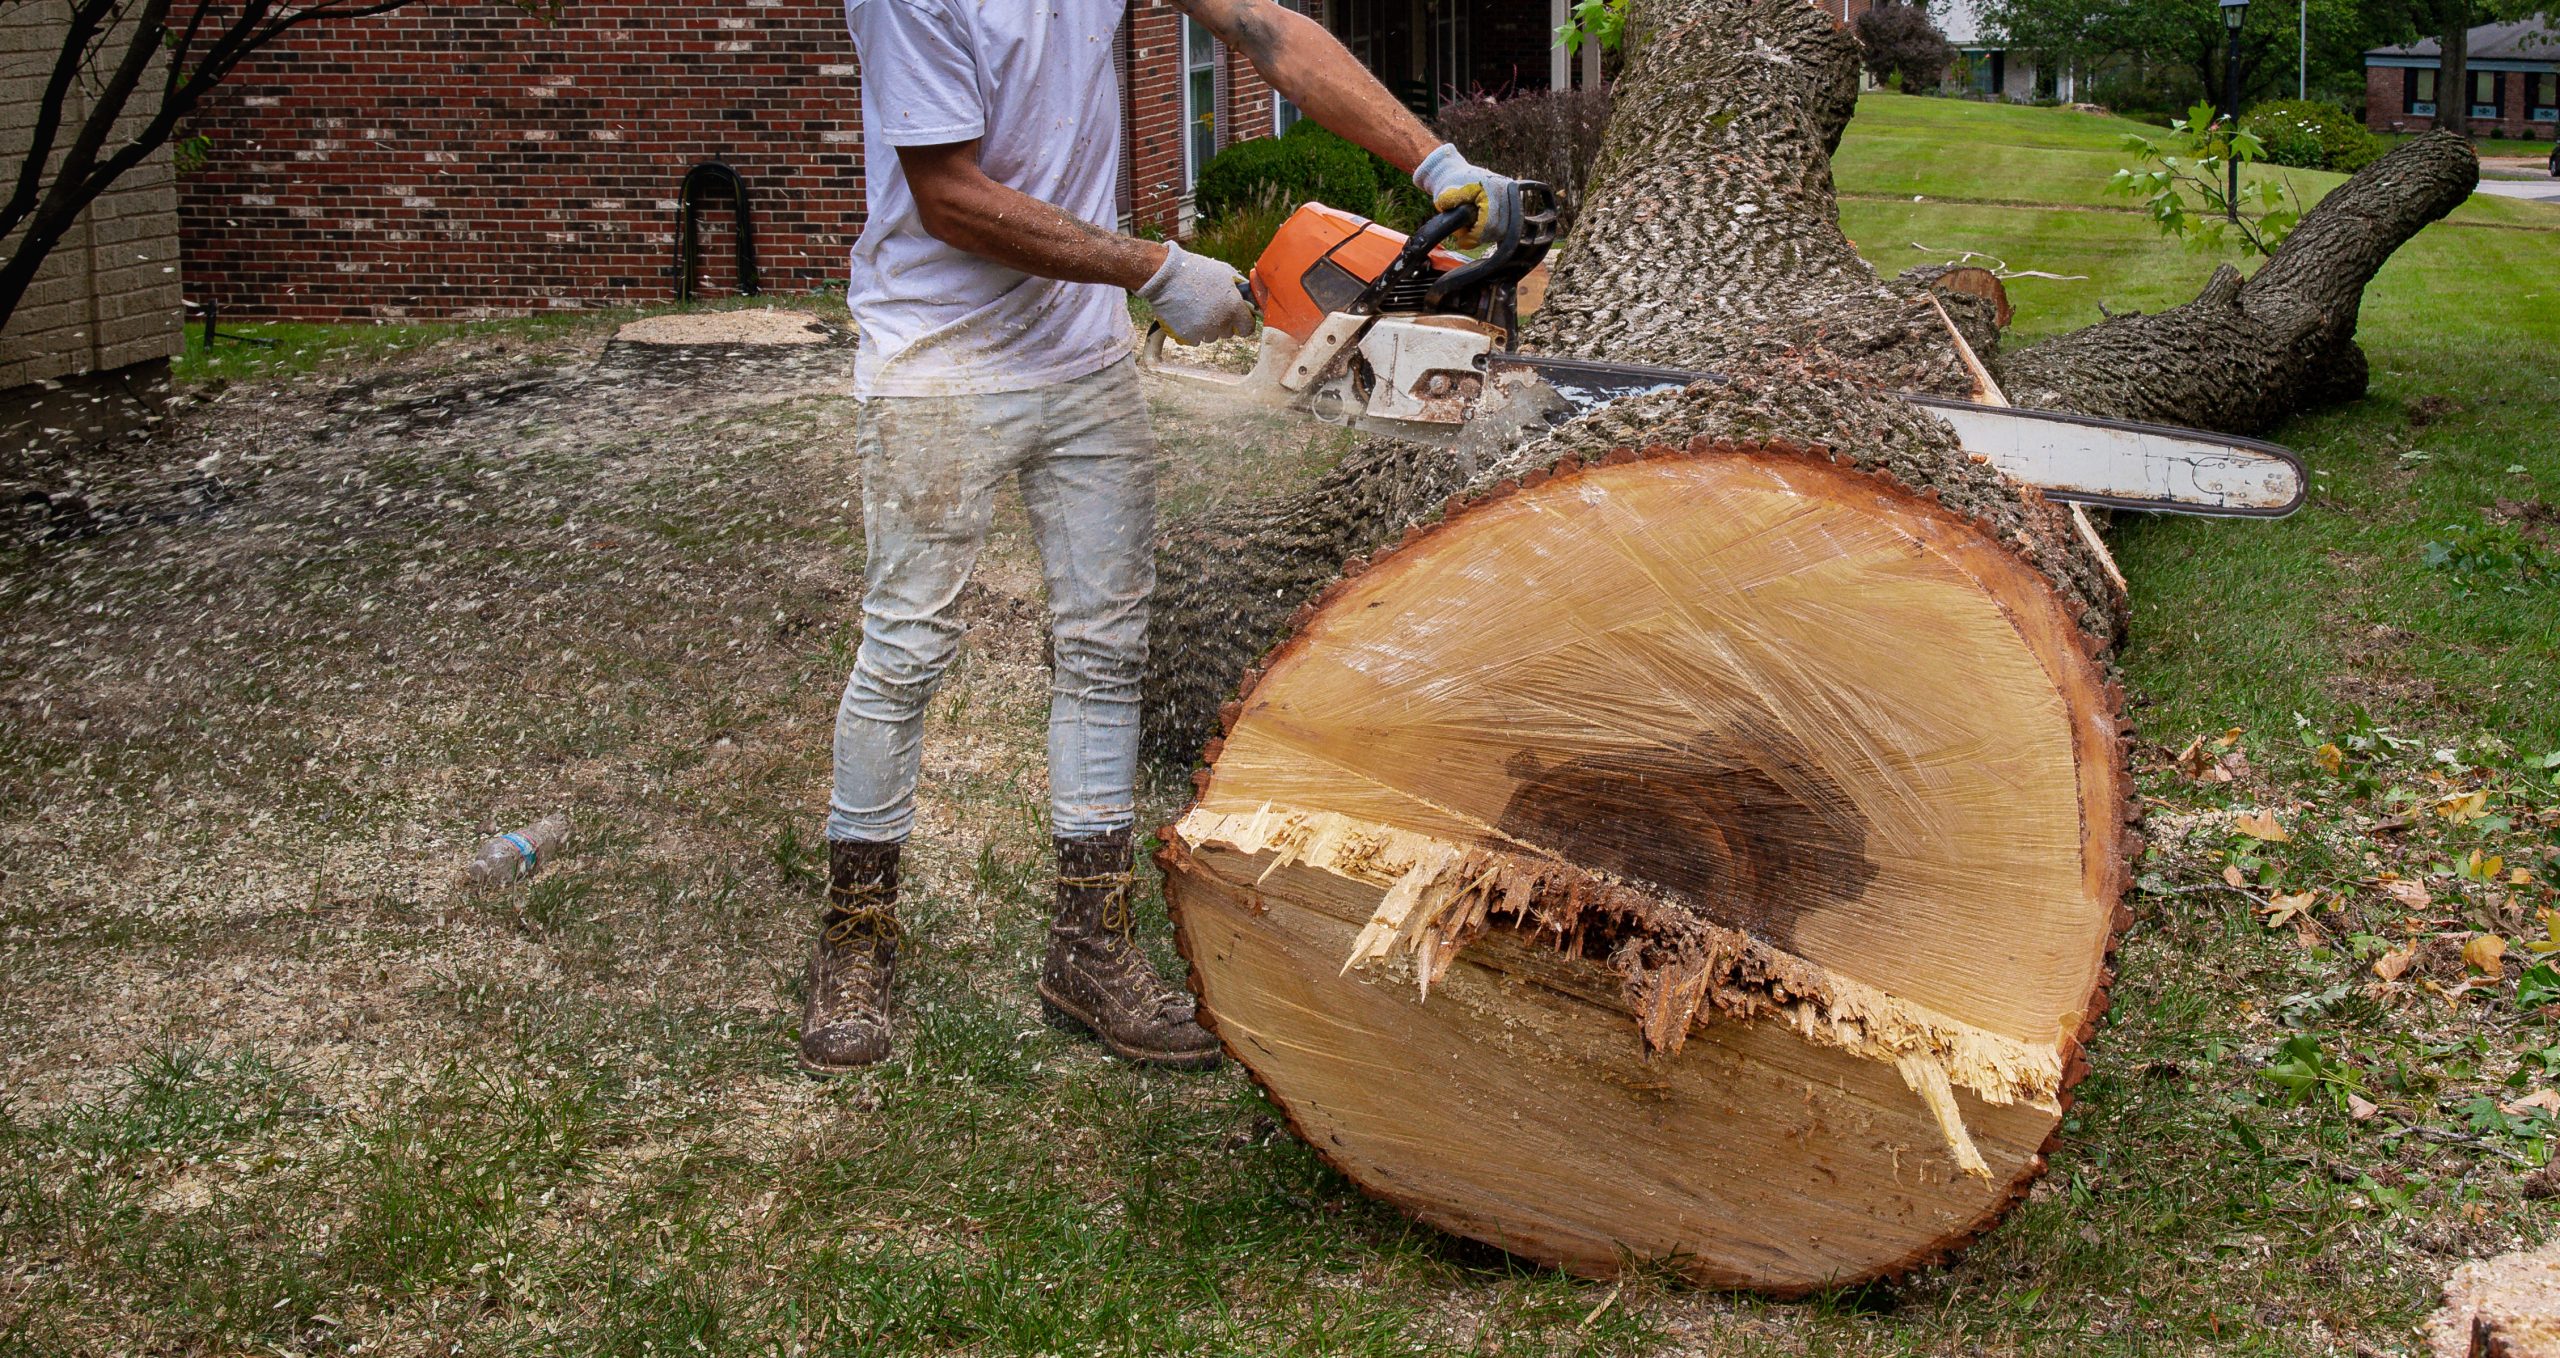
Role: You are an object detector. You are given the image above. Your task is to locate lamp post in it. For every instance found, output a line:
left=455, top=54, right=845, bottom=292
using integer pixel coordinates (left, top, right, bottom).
left=2222, top=0, right=2250, bottom=222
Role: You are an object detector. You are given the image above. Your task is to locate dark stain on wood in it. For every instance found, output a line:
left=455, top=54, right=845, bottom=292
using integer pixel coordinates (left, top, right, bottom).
left=1494, top=723, right=1877, bottom=949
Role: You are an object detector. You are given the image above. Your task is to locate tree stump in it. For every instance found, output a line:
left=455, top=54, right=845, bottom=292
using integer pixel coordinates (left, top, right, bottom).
left=1142, top=0, right=2474, bottom=1291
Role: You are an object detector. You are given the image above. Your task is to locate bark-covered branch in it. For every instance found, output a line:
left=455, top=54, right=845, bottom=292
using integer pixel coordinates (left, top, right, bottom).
left=1994, top=132, right=2479, bottom=431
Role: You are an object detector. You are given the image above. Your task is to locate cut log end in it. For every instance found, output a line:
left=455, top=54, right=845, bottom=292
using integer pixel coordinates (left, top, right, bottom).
left=1164, top=432, right=2130, bottom=1290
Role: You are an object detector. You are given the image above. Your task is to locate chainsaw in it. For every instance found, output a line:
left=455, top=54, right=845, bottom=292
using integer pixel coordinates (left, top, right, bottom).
left=1138, top=180, right=2306, bottom=518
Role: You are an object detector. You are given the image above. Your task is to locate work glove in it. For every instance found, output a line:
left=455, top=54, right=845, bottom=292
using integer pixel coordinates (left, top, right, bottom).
left=1412, top=143, right=1518, bottom=251
left=1137, top=241, right=1257, bottom=344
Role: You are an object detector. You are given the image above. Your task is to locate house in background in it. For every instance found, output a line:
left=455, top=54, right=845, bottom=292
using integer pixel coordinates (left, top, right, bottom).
left=2, top=1, right=184, bottom=448
left=1823, top=0, right=2074, bottom=101
left=2364, top=19, right=2558, bottom=139
left=177, top=0, right=1590, bottom=323
left=1937, top=0, right=2075, bottom=101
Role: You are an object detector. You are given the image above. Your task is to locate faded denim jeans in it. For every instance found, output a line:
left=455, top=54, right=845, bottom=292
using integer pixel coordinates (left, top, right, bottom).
left=828, top=357, right=1156, bottom=844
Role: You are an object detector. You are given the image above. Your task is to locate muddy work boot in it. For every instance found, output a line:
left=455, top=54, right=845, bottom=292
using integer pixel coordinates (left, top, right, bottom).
left=797, top=839, right=902, bottom=1077
left=1037, top=829, right=1223, bottom=1070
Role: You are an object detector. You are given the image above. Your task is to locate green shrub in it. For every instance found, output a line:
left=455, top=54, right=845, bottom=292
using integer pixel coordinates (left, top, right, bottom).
left=1192, top=123, right=1429, bottom=232
left=2243, top=99, right=2389, bottom=174
left=1189, top=186, right=1293, bottom=272
left=1195, top=125, right=1383, bottom=224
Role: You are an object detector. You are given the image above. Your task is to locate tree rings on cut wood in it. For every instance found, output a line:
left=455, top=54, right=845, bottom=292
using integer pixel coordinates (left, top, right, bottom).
left=1160, top=427, right=2132, bottom=1292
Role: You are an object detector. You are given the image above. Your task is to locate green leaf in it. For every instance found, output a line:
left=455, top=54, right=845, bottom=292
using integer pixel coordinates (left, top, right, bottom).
left=2519, top=963, right=2560, bottom=1012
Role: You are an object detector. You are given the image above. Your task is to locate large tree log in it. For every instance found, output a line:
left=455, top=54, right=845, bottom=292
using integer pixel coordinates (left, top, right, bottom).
left=1140, top=0, right=2468, bottom=1290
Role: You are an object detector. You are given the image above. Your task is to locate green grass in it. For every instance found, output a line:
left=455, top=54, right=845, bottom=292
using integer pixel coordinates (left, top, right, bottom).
left=1836, top=92, right=2560, bottom=749
left=4, top=94, right=2559, bottom=1356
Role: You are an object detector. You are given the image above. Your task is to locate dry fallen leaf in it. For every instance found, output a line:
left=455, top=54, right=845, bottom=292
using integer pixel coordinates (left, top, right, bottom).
left=2223, top=864, right=2249, bottom=889
left=2372, top=947, right=2416, bottom=981
left=2175, top=736, right=2209, bottom=779
left=2261, top=891, right=2318, bottom=929
left=2515, top=868, right=2539, bottom=886
left=2464, top=934, right=2508, bottom=978
left=2503, top=1089, right=2560, bottom=1117
left=2232, top=809, right=2291, bottom=842
left=2380, top=879, right=2432, bottom=910
left=2433, top=790, right=2490, bottom=823
left=2314, top=742, right=2344, bottom=775
left=2214, top=727, right=2244, bottom=750
left=2348, top=1093, right=2380, bottom=1122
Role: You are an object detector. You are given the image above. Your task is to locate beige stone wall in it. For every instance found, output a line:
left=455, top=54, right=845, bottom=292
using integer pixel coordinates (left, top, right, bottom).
left=0, top=1, right=184, bottom=391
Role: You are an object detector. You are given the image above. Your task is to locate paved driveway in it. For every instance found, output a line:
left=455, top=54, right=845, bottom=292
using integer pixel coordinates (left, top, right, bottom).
left=2476, top=175, right=2560, bottom=202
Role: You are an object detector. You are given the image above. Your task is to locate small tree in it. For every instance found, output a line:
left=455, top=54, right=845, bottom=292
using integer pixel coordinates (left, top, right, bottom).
left=1854, top=2, right=1957, bottom=91
left=0, top=0, right=550, bottom=337
left=2108, top=102, right=2301, bottom=256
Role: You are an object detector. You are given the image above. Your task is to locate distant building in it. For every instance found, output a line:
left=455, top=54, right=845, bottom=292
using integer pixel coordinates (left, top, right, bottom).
left=1826, top=0, right=2074, bottom=101
left=2365, top=19, right=2558, bottom=139
left=2, top=1, right=183, bottom=448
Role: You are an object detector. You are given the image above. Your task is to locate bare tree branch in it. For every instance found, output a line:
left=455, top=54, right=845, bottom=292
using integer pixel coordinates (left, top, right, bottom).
left=0, top=0, right=124, bottom=249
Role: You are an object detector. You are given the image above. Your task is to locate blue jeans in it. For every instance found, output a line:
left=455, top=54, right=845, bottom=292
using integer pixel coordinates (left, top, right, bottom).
left=828, top=358, right=1157, bottom=844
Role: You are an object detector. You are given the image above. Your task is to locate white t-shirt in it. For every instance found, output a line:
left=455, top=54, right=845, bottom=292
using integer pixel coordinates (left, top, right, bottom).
left=842, top=0, right=1132, bottom=399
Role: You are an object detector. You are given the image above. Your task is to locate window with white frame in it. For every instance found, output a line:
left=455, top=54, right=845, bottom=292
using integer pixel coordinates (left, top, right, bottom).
left=1183, top=17, right=1221, bottom=191
left=2406, top=67, right=2437, bottom=117
left=1271, top=0, right=1304, bottom=133
left=2471, top=69, right=2501, bottom=119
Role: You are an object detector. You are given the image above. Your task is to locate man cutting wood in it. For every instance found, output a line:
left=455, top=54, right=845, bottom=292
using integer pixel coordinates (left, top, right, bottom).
left=804, top=0, right=1519, bottom=1075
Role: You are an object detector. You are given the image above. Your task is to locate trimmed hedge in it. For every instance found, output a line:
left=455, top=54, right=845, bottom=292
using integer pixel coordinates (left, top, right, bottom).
left=1193, top=123, right=1428, bottom=231
left=2243, top=99, right=2389, bottom=174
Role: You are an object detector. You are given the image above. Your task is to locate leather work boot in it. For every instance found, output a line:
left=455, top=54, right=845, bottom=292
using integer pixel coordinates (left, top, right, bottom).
left=1037, top=829, right=1223, bottom=1070
left=797, top=839, right=902, bottom=1077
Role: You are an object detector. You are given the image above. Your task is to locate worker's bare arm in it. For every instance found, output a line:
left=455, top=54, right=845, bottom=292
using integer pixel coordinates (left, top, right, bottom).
left=1171, top=0, right=1441, bottom=175
left=897, top=140, right=1168, bottom=289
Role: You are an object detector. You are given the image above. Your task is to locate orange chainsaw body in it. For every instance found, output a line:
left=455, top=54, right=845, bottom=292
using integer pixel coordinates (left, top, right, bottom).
left=1250, top=203, right=1468, bottom=345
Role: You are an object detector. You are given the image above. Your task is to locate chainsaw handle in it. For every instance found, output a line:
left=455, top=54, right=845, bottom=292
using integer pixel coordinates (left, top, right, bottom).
left=1400, top=200, right=1482, bottom=269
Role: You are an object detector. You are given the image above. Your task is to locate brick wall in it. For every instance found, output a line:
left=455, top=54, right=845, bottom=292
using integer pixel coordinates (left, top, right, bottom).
left=1126, top=2, right=1188, bottom=232
left=1, top=1, right=185, bottom=389
left=179, top=0, right=863, bottom=321
left=1119, top=0, right=1283, bottom=236
left=2364, top=61, right=2559, bottom=138
left=2364, top=63, right=2403, bottom=132
left=180, top=0, right=1283, bottom=321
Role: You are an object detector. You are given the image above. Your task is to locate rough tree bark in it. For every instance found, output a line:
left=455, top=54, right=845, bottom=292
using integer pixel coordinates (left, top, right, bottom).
left=1139, top=0, right=2475, bottom=1289
left=1146, top=2, right=2472, bottom=759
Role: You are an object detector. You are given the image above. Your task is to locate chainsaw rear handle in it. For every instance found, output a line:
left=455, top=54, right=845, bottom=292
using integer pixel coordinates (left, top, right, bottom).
left=1427, top=180, right=1556, bottom=310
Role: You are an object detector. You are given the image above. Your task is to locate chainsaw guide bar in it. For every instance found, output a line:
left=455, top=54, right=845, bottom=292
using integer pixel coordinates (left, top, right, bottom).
left=1137, top=184, right=2308, bottom=520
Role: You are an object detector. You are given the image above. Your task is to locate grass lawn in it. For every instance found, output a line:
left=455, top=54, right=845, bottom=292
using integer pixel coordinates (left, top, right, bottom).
left=2, top=94, right=2558, bottom=1356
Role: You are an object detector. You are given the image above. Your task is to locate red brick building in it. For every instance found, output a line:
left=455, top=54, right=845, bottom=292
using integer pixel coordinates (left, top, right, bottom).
left=2364, top=20, right=2559, bottom=140
left=179, top=0, right=1578, bottom=321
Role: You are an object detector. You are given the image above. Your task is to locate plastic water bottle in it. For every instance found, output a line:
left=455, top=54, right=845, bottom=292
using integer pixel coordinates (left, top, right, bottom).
left=467, top=814, right=570, bottom=890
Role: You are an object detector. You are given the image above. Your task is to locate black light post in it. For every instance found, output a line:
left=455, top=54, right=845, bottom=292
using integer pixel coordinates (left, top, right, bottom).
left=2221, top=0, right=2250, bottom=221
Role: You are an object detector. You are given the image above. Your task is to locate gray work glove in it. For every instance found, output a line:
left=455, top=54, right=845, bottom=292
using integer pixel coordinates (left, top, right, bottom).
left=1137, top=241, right=1256, bottom=344
left=1413, top=143, right=1518, bottom=251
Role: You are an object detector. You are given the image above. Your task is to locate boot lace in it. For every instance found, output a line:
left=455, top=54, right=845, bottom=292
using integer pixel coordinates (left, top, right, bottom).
left=822, top=880, right=900, bottom=949
left=1059, top=869, right=1190, bottom=1020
